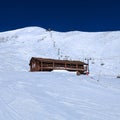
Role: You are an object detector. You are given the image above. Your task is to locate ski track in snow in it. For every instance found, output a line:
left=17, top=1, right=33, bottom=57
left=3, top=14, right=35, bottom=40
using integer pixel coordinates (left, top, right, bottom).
left=0, top=72, right=120, bottom=120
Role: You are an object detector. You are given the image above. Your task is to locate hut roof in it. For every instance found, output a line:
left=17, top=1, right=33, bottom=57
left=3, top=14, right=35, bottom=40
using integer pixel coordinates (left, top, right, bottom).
left=30, top=57, right=88, bottom=65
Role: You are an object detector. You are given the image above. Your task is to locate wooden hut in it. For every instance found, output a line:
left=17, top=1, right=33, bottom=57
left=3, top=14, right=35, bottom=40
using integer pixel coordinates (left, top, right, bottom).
left=29, top=57, right=88, bottom=75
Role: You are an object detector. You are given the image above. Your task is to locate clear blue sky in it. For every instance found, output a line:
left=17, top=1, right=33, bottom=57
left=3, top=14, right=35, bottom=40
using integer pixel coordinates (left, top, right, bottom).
left=0, top=0, right=120, bottom=32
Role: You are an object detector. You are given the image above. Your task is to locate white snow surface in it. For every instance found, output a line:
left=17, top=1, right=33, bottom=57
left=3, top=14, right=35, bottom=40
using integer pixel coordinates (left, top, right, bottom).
left=0, top=27, right=120, bottom=120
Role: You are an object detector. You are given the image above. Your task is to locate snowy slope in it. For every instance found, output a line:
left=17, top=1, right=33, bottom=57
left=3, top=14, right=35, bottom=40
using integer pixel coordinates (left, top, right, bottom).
left=0, top=27, right=120, bottom=120
left=0, top=72, right=120, bottom=120
left=0, top=26, right=120, bottom=75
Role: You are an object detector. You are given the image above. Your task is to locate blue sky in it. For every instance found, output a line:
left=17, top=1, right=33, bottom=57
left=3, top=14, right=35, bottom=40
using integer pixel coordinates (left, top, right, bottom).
left=0, top=0, right=120, bottom=32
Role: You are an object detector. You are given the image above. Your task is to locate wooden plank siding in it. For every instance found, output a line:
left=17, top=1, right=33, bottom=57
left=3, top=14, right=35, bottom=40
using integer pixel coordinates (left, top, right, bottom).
left=29, top=57, right=88, bottom=75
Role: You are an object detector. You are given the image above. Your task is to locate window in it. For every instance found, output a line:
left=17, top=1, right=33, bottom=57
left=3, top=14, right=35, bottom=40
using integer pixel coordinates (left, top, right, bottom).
left=32, top=63, right=36, bottom=68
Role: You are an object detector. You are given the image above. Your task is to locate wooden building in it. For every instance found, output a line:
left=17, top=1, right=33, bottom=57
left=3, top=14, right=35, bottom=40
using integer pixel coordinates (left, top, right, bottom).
left=29, top=57, right=88, bottom=75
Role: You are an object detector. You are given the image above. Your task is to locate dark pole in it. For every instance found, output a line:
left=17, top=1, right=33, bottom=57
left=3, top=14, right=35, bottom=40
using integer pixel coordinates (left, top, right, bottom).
left=87, top=59, right=89, bottom=73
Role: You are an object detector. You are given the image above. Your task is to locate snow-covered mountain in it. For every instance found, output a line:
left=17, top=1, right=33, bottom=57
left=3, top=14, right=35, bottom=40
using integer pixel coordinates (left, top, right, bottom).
left=0, top=27, right=120, bottom=120
left=0, top=26, right=120, bottom=75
